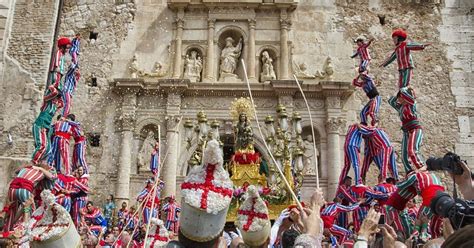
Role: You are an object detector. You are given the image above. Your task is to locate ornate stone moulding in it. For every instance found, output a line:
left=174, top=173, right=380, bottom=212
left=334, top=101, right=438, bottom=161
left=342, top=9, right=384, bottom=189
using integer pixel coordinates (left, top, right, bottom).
left=112, top=78, right=353, bottom=99
left=168, top=0, right=298, bottom=10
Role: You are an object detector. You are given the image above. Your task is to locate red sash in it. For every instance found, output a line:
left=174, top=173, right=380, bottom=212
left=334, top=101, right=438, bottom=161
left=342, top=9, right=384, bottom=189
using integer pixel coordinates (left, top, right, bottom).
left=55, top=131, right=71, bottom=139
left=321, top=215, right=336, bottom=229
left=10, top=177, right=34, bottom=192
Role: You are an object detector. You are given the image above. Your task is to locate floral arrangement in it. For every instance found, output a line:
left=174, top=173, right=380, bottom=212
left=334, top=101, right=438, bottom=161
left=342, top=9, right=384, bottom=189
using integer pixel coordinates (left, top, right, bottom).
left=232, top=151, right=260, bottom=165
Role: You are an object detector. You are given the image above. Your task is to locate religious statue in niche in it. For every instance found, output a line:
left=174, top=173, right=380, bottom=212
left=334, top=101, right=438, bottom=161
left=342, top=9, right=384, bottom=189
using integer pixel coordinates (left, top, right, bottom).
left=183, top=50, right=203, bottom=82
left=302, top=134, right=318, bottom=175
left=260, top=50, right=276, bottom=82
left=220, top=37, right=243, bottom=79
left=138, top=131, right=157, bottom=171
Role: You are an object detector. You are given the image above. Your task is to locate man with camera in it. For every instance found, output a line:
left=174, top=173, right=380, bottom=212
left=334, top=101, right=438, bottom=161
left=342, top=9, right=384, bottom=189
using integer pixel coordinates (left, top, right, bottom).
left=427, top=152, right=474, bottom=232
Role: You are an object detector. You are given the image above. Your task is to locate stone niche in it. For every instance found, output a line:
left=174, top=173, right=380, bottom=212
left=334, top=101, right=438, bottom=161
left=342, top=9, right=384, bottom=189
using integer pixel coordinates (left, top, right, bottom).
left=167, top=0, right=298, bottom=83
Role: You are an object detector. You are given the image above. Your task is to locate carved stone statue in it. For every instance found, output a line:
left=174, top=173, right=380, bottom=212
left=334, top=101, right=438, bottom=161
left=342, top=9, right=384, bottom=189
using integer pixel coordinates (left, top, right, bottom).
left=315, top=56, right=334, bottom=79
left=234, top=113, right=253, bottom=151
left=303, top=134, right=318, bottom=175
left=220, top=37, right=243, bottom=79
left=292, top=60, right=315, bottom=79
left=129, top=54, right=140, bottom=78
left=143, top=62, right=167, bottom=78
left=138, top=131, right=156, bottom=170
left=183, top=50, right=203, bottom=82
left=323, top=56, right=334, bottom=79
left=260, top=50, right=276, bottom=82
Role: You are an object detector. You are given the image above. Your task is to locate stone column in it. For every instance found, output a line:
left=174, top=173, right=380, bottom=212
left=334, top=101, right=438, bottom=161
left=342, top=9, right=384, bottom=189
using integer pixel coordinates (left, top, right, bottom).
left=206, top=19, right=215, bottom=80
left=248, top=19, right=256, bottom=79
left=115, top=93, right=137, bottom=203
left=279, top=9, right=291, bottom=80
left=172, top=9, right=185, bottom=79
left=325, top=117, right=344, bottom=199
left=160, top=82, right=188, bottom=197
left=161, top=114, right=182, bottom=197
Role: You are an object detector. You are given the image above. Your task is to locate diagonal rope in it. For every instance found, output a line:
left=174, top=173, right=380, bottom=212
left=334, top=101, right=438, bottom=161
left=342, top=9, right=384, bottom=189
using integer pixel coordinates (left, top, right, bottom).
left=241, top=59, right=303, bottom=210
left=112, top=130, right=172, bottom=247
left=293, top=75, right=320, bottom=189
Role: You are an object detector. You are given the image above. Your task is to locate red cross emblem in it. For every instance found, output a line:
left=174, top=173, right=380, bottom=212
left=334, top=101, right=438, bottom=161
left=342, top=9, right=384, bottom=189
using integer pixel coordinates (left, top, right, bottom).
left=238, top=198, right=268, bottom=231
left=181, top=163, right=233, bottom=210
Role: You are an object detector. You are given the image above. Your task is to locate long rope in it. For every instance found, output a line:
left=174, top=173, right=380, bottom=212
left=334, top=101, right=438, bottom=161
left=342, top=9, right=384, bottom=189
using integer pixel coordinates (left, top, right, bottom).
left=241, top=59, right=303, bottom=210
left=144, top=124, right=163, bottom=244
left=126, top=205, right=144, bottom=247
left=292, top=75, right=320, bottom=189
left=112, top=133, right=171, bottom=247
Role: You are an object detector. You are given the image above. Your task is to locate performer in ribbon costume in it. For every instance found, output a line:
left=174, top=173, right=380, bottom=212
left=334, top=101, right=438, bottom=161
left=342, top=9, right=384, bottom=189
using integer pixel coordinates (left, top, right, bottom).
left=1, top=161, right=57, bottom=231
left=351, top=36, right=374, bottom=73
left=389, top=87, right=424, bottom=173
left=161, top=195, right=180, bottom=234
left=31, top=85, right=63, bottom=165
left=380, top=28, right=430, bottom=88
left=48, top=114, right=79, bottom=175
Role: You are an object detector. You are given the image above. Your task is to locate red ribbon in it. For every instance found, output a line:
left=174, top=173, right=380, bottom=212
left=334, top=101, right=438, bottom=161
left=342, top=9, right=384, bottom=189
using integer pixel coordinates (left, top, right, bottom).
left=55, top=131, right=72, bottom=140
left=181, top=163, right=233, bottom=210
left=10, top=177, right=34, bottom=192
left=238, top=199, right=268, bottom=231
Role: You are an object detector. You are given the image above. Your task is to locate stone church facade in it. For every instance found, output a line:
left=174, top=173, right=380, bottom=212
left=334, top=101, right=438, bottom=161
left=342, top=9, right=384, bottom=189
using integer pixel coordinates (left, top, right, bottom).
left=0, top=0, right=472, bottom=206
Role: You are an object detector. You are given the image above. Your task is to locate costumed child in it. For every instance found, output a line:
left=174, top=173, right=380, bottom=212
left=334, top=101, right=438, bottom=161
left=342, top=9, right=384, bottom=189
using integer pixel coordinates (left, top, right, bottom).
left=380, top=28, right=431, bottom=88
left=351, top=36, right=374, bottom=73
left=389, top=87, right=424, bottom=173
left=352, top=72, right=381, bottom=126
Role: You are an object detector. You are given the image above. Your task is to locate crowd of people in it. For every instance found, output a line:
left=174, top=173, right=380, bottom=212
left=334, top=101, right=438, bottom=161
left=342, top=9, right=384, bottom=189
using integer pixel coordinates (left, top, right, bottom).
left=0, top=27, right=473, bottom=248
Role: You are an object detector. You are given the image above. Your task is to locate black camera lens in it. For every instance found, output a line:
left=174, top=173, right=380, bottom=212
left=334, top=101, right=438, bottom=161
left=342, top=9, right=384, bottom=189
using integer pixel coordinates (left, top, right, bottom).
left=430, top=192, right=455, bottom=218
left=426, top=157, right=444, bottom=171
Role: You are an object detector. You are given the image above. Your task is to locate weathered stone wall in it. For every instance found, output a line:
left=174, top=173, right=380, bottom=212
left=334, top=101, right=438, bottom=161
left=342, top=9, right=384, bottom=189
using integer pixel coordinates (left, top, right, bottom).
left=439, top=0, right=474, bottom=167
left=0, top=0, right=472, bottom=207
left=6, top=0, right=59, bottom=85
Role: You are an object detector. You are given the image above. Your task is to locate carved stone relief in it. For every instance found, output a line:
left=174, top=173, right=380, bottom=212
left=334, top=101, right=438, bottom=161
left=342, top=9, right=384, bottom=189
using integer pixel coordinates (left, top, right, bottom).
left=292, top=56, right=334, bottom=80
left=260, top=50, right=277, bottom=82
left=294, top=99, right=324, bottom=109
left=183, top=50, right=203, bottom=83
left=325, top=117, right=345, bottom=134
left=326, top=96, right=341, bottom=109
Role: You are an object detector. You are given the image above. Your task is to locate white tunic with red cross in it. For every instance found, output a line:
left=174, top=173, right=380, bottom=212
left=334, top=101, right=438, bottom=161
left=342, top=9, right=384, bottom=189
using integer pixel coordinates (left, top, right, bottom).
left=181, top=163, right=233, bottom=214
left=236, top=197, right=269, bottom=232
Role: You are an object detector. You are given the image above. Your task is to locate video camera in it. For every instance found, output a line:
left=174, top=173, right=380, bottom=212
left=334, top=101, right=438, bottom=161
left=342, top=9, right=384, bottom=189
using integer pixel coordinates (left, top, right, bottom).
left=426, top=152, right=465, bottom=175
left=430, top=191, right=474, bottom=230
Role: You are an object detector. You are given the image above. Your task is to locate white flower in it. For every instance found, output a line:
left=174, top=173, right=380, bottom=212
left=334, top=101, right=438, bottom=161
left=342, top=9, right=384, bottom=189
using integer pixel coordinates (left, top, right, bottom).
left=236, top=186, right=269, bottom=232
left=182, top=139, right=233, bottom=214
